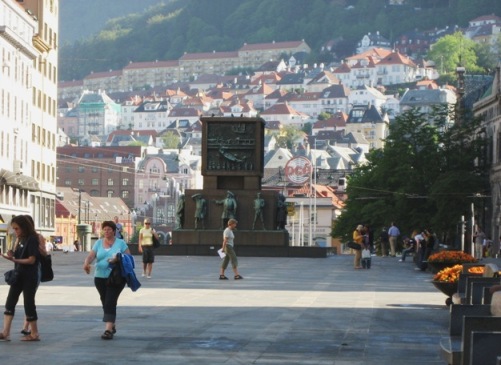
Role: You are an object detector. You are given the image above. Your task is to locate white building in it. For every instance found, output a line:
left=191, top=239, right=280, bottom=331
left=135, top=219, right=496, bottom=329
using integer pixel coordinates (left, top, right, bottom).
left=0, top=0, right=59, bottom=242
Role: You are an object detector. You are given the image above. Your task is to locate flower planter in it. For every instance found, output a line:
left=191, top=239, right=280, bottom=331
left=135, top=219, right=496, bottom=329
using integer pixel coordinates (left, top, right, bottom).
left=426, top=261, right=464, bottom=274
left=431, top=280, right=458, bottom=306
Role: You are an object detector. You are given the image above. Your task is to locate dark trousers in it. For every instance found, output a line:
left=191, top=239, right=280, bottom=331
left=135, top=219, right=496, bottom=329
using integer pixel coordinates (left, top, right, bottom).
left=94, top=277, right=125, bottom=323
left=5, top=271, right=39, bottom=321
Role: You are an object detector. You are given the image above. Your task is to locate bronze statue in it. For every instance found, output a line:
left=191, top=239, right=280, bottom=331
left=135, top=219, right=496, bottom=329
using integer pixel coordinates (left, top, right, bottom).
left=276, top=192, right=287, bottom=230
left=214, top=191, right=237, bottom=229
left=175, top=194, right=185, bottom=229
left=252, top=192, right=265, bottom=230
left=192, top=194, right=207, bottom=230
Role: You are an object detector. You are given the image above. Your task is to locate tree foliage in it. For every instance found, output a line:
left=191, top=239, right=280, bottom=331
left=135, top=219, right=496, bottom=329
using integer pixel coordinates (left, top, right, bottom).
left=161, top=131, right=181, bottom=149
left=59, top=0, right=501, bottom=81
left=427, top=32, right=484, bottom=77
left=332, top=105, right=488, bottom=245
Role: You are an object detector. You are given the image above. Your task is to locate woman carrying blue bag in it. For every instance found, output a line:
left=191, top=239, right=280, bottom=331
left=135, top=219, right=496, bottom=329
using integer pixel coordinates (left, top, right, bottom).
left=83, top=220, right=130, bottom=340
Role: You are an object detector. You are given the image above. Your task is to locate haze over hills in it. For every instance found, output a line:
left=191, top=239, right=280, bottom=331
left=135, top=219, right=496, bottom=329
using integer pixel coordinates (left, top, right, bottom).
left=59, top=0, right=165, bottom=44
left=58, top=0, right=501, bottom=82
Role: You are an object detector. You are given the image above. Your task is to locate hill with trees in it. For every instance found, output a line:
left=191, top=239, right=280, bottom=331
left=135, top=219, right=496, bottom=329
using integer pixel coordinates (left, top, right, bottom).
left=59, top=0, right=501, bottom=82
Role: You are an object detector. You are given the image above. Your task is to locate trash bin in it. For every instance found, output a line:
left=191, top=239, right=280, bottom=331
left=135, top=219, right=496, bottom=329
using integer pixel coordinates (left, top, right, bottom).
left=76, top=224, right=92, bottom=252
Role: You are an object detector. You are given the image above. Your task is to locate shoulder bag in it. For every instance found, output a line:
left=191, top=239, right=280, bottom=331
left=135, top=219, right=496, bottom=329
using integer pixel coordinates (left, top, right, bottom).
left=346, top=241, right=361, bottom=250
left=40, top=254, right=54, bottom=282
left=4, top=269, right=19, bottom=286
left=107, top=253, right=126, bottom=287
left=152, top=232, right=160, bottom=249
left=4, top=240, right=29, bottom=286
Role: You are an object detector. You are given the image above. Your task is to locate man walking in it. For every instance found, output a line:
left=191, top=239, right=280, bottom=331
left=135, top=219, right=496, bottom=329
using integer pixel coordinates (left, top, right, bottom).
left=388, top=222, right=400, bottom=257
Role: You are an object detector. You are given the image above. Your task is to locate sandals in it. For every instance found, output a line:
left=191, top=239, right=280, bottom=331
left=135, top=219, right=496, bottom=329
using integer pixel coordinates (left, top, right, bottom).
left=21, top=329, right=31, bottom=336
left=112, top=325, right=117, bottom=334
left=20, top=334, right=40, bottom=341
left=234, top=275, right=244, bottom=280
left=101, top=330, right=114, bottom=340
left=0, top=333, right=10, bottom=342
left=219, top=275, right=228, bottom=280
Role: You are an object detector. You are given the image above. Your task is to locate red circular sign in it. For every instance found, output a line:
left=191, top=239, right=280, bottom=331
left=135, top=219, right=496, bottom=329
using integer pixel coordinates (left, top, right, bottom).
left=284, top=157, right=312, bottom=184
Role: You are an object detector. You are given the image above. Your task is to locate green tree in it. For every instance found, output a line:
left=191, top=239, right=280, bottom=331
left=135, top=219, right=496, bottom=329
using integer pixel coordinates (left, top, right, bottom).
left=161, top=131, right=180, bottom=149
left=332, top=105, right=487, bottom=245
left=427, top=32, right=484, bottom=78
left=275, top=125, right=304, bottom=149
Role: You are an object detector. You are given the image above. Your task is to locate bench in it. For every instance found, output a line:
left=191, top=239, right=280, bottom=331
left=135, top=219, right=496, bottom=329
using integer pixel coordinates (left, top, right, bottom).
left=452, top=263, right=497, bottom=304
left=440, top=291, right=501, bottom=365
left=469, top=331, right=501, bottom=365
left=440, top=304, right=491, bottom=365
left=466, top=277, right=500, bottom=304
left=461, top=317, right=501, bottom=365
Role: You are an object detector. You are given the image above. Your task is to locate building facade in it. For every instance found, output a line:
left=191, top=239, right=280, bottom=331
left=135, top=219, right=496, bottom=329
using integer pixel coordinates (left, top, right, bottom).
left=0, top=0, right=59, bottom=249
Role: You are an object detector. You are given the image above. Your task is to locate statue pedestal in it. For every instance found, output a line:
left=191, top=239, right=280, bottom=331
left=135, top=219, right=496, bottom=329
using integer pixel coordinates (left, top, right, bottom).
left=172, top=229, right=289, bottom=246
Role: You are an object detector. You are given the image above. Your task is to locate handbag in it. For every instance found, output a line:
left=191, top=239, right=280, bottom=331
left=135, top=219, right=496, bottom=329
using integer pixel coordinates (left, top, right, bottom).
left=346, top=241, right=361, bottom=250
left=4, top=240, right=28, bottom=286
left=106, top=254, right=126, bottom=287
left=362, top=248, right=371, bottom=259
left=152, top=233, right=160, bottom=249
left=40, top=254, right=54, bottom=282
left=4, top=269, right=19, bottom=286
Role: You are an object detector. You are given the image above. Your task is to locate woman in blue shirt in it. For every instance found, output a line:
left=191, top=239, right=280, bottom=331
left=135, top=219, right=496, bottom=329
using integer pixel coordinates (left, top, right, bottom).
left=83, top=220, right=130, bottom=340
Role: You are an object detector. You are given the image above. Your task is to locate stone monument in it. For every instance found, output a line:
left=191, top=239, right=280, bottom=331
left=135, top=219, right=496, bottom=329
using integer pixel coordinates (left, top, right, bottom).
left=172, top=116, right=289, bottom=252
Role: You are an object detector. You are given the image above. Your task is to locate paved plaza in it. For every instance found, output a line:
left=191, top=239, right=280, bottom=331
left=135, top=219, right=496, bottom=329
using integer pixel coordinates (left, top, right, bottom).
left=0, top=251, right=489, bottom=364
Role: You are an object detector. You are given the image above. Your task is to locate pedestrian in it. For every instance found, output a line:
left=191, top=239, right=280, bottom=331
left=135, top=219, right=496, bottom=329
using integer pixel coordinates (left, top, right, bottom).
left=82, top=220, right=130, bottom=340
left=0, top=215, right=43, bottom=341
left=352, top=224, right=364, bottom=269
left=114, top=216, right=124, bottom=239
left=379, top=227, right=389, bottom=257
left=19, top=215, right=47, bottom=337
left=388, top=222, right=400, bottom=257
left=73, top=239, right=80, bottom=252
left=363, top=224, right=374, bottom=254
left=219, top=219, right=243, bottom=280
left=138, top=218, right=158, bottom=278
left=473, top=225, right=486, bottom=260
left=399, top=234, right=417, bottom=262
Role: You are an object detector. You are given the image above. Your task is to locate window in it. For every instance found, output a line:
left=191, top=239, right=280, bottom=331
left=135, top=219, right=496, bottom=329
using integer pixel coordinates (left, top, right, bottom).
left=107, top=190, right=114, bottom=198
left=78, top=166, right=85, bottom=173
left=122, top=178, right=129, bottom=186
left=107, top=178, right=114, bottom=186
left=92, top=167, right=98, bottom=173
left=78, top=179, right=84, bottom=186
left=64, top=180, right=72, bottom=186
left=91, top=179, right=99, bottom=185
left=122, top=190, right=129, bottom=199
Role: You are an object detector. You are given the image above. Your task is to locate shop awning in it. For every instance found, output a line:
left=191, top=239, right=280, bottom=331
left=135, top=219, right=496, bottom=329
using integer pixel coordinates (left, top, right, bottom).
left=0, top=169, right=40, bottom=191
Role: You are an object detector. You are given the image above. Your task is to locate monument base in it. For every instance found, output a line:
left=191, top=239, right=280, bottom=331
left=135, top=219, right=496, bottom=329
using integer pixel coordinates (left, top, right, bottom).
left=172, top=229, right=289, bottom=246
left=130, top=229, right=327, bottom=257
left=129, top=243, right=327, bottom=258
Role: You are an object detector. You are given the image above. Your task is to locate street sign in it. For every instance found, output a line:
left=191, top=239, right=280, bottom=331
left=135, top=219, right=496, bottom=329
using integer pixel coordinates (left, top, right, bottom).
left=284, top=156, right=312, bottom=184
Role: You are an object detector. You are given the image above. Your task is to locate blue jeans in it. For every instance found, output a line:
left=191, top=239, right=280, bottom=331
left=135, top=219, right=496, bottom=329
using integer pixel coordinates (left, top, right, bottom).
left=401, top=247, right=414, bottom=261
